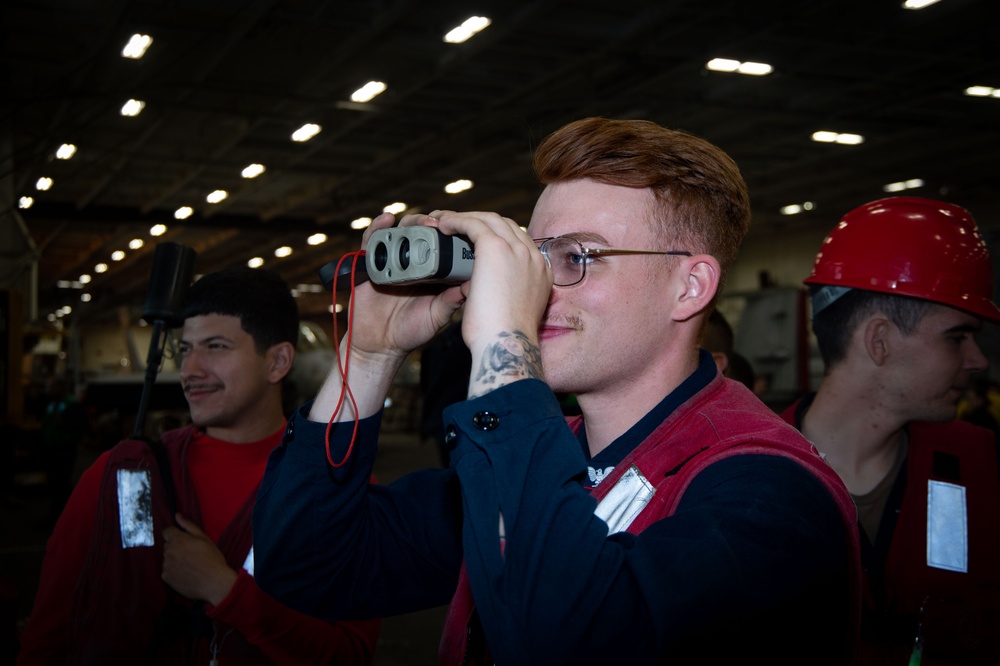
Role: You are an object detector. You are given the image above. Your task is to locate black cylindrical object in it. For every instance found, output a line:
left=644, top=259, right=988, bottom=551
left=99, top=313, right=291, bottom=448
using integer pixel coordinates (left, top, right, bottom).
left=141, top=242, right=196, bottom=327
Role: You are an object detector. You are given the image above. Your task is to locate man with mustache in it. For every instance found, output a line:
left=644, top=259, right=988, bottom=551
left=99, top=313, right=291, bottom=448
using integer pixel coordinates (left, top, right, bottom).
left=18, top=267, right=379, bottom=664
left=781, top=197, right=1000, bottom=665
left=254, top=117, right=861, bottom=664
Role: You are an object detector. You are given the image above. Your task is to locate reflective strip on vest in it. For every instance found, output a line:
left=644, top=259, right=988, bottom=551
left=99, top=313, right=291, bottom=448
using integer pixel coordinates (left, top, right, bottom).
left=926, top=480, right=968, bottom=573
left=243, top=546, right=254, bottom=577
left=117, top=469, right=154, bottom=548
left=594, top=465, right=655, bottom=535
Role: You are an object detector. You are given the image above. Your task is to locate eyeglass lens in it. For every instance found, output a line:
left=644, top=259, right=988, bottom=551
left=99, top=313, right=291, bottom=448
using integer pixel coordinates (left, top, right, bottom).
left=539, top=237, right=586, bottom=287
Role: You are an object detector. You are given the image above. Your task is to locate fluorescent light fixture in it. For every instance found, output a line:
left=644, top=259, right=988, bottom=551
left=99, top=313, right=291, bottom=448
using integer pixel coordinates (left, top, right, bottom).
left=242, top=163, right=266, bottom=178
left=121, top=99, right=146, bottom=116
left=95, top=263, right=108, bottom=274
left=964, top=85, right=1000, bottom=98
left=812, top=131, right=864, bottom=145
left=351, top=217, right=373, bottom=230
left=883, top=178, right=925, bottom=193
left=780, top=201, right=815, bottom=215
left=274, top=246, right=293, bottom=258
left=444, top=16, right=491, bottom=43
left=291, top=123, right=321, bottom=142
left=903, top=0, right=942, bottom=9
left=57, top=280, right=72, bottom=288
left=18, top=196, right=33, bottom=209
left=445, top=179, right=474, bottom=194
left=383, top=202, right=407, bottom=215
left=307, top=233, right=328, bottom=245
left=81, top=293, right=92, bottom=303
left=706, top=58, right=772, bottom=75
left=122, top=34, right=153, bottom=59
left=79, top=274, right=92, bottom=284
left=61, top=306, right=72, bottom=315
left=56, top=143, right=77, bottom=160
left=206, top=189, right=228, bottom=204
left=150, top=224, right=167, bottom=236
left=247, top=257, right=265, bottom=268
left=36, top=177, right=53, bottom=191
left=111, top=250, right=126, bottom=261
left=128, top=238, right=144, bottom=250
left=174, top=206, right=193, bottom=220
left=351, top=81, right=387, bottom=103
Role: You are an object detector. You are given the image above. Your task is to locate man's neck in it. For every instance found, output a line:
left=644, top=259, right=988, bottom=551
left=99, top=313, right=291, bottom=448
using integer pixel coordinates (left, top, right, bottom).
left=802, top=375, right=907, bottom=495
left=203, top=406, right=286, bottom=444
left=576, top=347, right=700, bottom=457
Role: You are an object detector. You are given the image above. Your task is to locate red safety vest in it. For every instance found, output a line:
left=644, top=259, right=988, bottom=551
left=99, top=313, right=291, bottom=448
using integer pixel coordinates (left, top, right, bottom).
left=440, top=376, right=861, bottom=665
left=65, top=427, right=263, bottom=664
left=782, top=400, right=1000, bottom=665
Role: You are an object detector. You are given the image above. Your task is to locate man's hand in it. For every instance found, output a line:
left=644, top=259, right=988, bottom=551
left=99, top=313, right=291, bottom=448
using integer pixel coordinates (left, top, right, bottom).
left=162, top=513, right=238, bottom=606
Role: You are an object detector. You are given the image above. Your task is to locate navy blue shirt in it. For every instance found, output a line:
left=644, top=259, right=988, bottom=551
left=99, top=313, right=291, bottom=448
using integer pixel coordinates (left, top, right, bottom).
left=254, top=352, right=850, bottom=664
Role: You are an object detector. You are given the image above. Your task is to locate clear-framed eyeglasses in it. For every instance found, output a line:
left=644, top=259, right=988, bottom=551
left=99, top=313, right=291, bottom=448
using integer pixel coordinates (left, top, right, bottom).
left=534, top=236, right=693, bottom=287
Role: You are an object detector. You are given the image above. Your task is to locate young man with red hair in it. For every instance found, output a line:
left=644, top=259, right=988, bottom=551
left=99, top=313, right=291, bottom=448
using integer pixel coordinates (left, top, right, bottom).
left=255, top=118, right=860, bottom=664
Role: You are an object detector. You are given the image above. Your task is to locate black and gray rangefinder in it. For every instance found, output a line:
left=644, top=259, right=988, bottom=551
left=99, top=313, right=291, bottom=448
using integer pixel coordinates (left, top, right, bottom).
left=366, top=227, right=475, bottom=285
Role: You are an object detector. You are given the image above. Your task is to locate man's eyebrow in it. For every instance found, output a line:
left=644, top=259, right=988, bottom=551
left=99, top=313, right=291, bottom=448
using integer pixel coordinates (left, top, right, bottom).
left=179, top=334, right=234, bottom=346
left=565, top=231, right=611, bottom=245
left=945, top=322, right=981, bottom=334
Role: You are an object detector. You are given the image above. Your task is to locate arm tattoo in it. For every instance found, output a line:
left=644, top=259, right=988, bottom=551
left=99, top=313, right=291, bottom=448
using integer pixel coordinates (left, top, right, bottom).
left=470, top=330, right=544, bottom=398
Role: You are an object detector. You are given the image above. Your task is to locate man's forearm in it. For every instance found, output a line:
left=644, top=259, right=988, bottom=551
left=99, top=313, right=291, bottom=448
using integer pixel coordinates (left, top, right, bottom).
left=309, top=345, right=405, bottom=422
left=468, top=330, right=544, bottom=399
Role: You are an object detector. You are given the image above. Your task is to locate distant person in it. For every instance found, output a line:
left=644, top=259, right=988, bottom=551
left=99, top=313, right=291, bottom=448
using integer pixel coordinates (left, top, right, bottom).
left=18, top=267, right=379, bottom=664
left=960, top=377, right=1000, bottom=437
left=702, top=309, right=756, bottom=390
left=781, top=197, right=1000, bottom=664
left=419, top=320, right=472, bottom=465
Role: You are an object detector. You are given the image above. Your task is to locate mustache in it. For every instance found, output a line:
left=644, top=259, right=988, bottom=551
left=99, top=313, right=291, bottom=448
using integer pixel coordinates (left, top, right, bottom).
left=542, top=315, right=583, bottom=330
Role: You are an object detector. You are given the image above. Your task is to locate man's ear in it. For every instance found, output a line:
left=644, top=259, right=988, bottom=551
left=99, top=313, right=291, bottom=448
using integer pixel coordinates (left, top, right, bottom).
left=672, top=255, right=721, bottom=322
left=862, top=317, right=891, bottom=366
left=267, top=342, right=296, bottom=383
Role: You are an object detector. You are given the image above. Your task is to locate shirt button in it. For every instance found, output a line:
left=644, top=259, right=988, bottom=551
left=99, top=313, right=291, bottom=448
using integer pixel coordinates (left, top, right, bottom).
left=472, top=411, right=500, bottom=431
left=444, top=426, right=458, bottom=445
left=284, top=420, right=295, bottom=440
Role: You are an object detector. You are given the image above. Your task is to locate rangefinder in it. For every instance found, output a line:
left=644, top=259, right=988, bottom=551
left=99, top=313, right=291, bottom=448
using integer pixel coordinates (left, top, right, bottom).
left=366, top=227, right=475, bottom=285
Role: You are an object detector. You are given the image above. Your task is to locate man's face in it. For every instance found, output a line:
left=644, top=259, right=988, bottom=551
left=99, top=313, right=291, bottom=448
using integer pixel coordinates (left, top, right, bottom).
left=178, top=313, right=279, bottom=436
left=883, top=303, right=988, bottom=422
left=527, top=179, right=681, bottom=396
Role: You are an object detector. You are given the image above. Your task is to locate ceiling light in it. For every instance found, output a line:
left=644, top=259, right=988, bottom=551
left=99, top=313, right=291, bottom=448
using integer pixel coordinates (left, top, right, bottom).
left=780, top=201, right=815, bottom=215
left=883, top=178, right=925, bottom=192
left=81, top=293, right=92, bottom=302
left=383, top=202, right=407, bottom=215
left=328, top=304, right=345, bottom=314
left=903, top=0, right=942, bottom=8
left=79, top=274, right=92, bottom=284
left=18, top=196, right=33, bottom=209
left=445, top=179, right=474, bottom=194
left=274, top=246, right=293, bottom=258
left=291, top=123, right=321, bottom=142
left=36, top=177, right=53, bottom=191
left=174, top=206, right=193, bottom=220
left=206, top=189, right=228, bottom=204
left=57, top=280, right=72, bottom=288
left=351, top=217, right=372, bottom=230
left=444, top=16, right=491, bottom=43
left=247, top=257, right=265, bottom=268
left=242, top=163, right=265, bottom=178
left=811, top=131, right=864, bottom=145
left=56, top=143, right=77, bottom=160
left=122, top=34, right=153, bottom=59
left=111, top=250, right=126, bottom=261
left=351, top=81, right=387, bottom=103
left=706, top=58, right=773, bottom=75
left=307, top=233, right=327, bottom=245
left=61, top=306, right=72, bottom=315
left=964, top=85, right=1000, bottom=98
left=95, top=263, right=108, bottom=273
left=150, top=224, right=167, bottom=236
left=121, top=99, right=146, bottom=117
left=128, top=238, right=144, bottom=249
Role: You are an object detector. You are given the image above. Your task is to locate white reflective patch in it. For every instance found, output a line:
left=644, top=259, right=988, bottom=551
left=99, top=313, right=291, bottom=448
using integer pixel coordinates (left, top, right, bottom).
left=594, top=465, right=655, bottom=535
left=117, top=469, right=154, bottom=548
left=242, top=546, right=255, bottom=577
left=927, top=480, right=967, bottom=573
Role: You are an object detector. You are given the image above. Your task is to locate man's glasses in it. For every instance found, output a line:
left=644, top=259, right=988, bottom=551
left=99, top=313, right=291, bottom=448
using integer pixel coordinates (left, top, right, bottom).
left=534, top=236, right=692, bottom=287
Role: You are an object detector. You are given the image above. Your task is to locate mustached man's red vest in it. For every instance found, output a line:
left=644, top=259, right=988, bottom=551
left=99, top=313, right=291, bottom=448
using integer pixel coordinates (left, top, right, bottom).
left=64, top=426, right=264, bottom=664
left=440, top=376, right=861, bottom=665
left=783, top=399, right=1000, bottom=665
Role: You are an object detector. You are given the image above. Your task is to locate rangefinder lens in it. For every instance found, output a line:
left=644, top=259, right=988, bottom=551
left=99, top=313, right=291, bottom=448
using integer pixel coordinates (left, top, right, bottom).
left=398, top=237, right=410, bottom=270
left=373, top=241, right=388, bottom=271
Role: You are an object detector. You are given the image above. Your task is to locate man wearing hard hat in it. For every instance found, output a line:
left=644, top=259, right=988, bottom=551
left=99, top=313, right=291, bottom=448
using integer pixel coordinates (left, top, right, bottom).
left=782, top=197, right=1000, bottom=665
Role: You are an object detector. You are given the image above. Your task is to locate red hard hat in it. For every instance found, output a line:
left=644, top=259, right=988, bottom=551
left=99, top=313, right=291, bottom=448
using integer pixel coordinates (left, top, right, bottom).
left=805, top=196, right=1000, bottom=322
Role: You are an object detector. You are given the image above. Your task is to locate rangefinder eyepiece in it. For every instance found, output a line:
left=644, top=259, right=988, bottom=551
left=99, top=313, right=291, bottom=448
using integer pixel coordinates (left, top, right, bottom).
left=366, top=227, right=474, bottom=285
